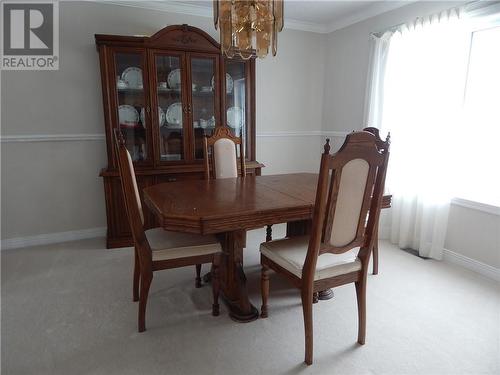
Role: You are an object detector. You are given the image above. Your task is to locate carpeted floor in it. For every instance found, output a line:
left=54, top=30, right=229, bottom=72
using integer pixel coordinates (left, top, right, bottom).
left=2, top=225, right=499, bottom=375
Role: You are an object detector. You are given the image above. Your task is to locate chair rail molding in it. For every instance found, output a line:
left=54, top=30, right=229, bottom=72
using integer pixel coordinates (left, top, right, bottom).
left=0, top=134, right=106, bottom=142
left=2, top=131, right=349, bottom=142
left=256, top=130, right=348, bottom=138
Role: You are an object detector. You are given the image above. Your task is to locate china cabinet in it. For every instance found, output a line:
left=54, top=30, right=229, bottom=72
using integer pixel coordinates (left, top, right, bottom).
left=96, top=25, right=262, bottom=248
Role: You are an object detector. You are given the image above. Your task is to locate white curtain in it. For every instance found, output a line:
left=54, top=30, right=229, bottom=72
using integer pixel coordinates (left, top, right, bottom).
left=366, top=8, right=471, bottom=259
left=363, top=31, right=393, bottom=129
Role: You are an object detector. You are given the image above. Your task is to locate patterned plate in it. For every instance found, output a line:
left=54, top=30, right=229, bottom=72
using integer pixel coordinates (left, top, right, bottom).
left=167, top=69, right=181, bottom=89
left=226, top=106, right=243, bottom=129
left=121, top=67, right=143, bottom=89
left=140, top=106, right=165, bottom=128
left=118, top=105, right=139, bottom=128
left=166, top=102, right=183, bottom=126
left=212, top=73, right=233, bottom=94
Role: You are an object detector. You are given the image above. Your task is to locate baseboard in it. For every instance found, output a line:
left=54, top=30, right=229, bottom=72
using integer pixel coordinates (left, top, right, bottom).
left=1, top=227, right=107, bottom=251
left=442, top=248, right=500, bottom=282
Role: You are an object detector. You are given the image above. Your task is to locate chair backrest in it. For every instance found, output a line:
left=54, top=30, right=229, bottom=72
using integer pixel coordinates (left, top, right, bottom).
left=203, top=126, right=246, bottom=179
left=303, top=131, right=390, bottom=281
left=113, top=129, right=150, bottom=256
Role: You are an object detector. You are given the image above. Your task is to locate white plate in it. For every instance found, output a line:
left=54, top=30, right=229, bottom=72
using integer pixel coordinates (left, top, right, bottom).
left=212, top=73, right=233, bottom=94
left=166, top=102, right=183, bottom=126
left=167, top=69, right=181, bottom=89
left=140, top=107, right=165, bottom=128
left=121, top=67, right=143, bottom=89
left=226, top=106, right=243, bottom=129
left=118, top=105, right=139, bottom=128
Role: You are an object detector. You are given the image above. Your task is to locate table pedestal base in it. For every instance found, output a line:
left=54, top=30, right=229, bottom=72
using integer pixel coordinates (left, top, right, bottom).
left=219, top=230, right=259, bottom=323
left=318, top=289, right=334, bottom=300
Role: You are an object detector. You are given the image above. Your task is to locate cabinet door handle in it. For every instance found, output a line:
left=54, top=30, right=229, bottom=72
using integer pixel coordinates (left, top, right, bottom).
left=183, top=106, right=188, bottom=114
left=146, top=106, right=151, bottom=114
left=167, top=177, right=177, bottom=182
left=187, top=104, right=191, bottom=113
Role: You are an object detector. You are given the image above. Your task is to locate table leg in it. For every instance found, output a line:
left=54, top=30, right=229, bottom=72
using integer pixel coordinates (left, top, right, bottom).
left=220, top=230, right=259, bottom=323
left=286, top=219, right=311, bottom=237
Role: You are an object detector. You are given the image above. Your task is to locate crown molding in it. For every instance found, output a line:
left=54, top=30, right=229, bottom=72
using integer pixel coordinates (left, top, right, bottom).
left=326, top=1, right=417, bottom=33
left=97, top=0, right=327, bottom=33
left=94, top=1, right=414, bottom=35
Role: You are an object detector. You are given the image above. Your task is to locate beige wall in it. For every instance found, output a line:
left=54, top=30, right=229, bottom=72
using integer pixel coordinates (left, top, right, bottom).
left=1, top=1, right=326, bottom=239
left=321, top=1, right=500, bottom=268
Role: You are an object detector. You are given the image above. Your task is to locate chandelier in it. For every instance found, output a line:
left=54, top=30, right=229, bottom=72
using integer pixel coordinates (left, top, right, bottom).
left=213, top=0, right=284, bottom=59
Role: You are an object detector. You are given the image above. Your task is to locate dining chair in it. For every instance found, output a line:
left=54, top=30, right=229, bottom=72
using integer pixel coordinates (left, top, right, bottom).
left=362, top=127, right=392, bottom=275
left=203, top=126, right=246, bottom=180
left=260, top=131, right=390, bottom=365
left=113, top=129, right=222, bottom=332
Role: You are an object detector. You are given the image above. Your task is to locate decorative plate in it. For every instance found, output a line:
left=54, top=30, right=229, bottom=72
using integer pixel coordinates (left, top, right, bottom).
left=140, top=106, right=165, bottom=128
left=226, top=106, right=243, bottom=129
left=212, top=73, right=234, bottom=94
left=121, top=67, right=143, bottom=89
left=118, top=105, right=139, bottom=128
left=167, top=69, right=181, bottom=89
left=166, top=102, right=183, bottom=126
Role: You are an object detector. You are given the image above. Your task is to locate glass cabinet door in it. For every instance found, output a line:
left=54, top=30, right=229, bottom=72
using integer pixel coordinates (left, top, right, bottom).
left=190, top=55, right=220, bottom=159
left=224, top=60, right=247, bottom=153
left=154, top=54, right=185, bottom=162
left=114, top=51, right=149, bottom=162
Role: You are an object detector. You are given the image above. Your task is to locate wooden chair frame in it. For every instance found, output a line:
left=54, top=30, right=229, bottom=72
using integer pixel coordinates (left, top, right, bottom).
left=261, top=131, right=390, bottom=365
left=203, top=126, right=246, bottom=180
left=362, top=127, right=392, bottom=275
left=113, top=129, right=221, bottom=332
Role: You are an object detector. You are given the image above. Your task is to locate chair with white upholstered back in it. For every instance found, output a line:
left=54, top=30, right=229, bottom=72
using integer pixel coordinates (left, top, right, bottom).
left=260, top=131, right=390, bottom=365
left=203, top=126, right=245, bottom=180
left=113, top=129, right=222, bottom=332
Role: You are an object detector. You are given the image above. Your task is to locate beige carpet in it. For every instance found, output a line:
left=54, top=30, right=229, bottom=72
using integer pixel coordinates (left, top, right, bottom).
left=2, top=225, right=499, bottom=375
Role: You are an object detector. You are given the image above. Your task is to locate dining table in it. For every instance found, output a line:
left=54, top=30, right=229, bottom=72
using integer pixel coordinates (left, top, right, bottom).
left=143, top=173, right=390, bottom=323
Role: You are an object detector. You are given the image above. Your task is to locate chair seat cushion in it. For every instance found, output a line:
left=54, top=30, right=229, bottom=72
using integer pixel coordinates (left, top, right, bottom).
left=145, top=228, right=222, bottom=262
left=260, top=236, right=361, bottom=280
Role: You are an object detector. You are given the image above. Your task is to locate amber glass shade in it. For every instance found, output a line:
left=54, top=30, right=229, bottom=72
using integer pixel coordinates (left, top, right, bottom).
left=214, top=0, right=284, bottom=59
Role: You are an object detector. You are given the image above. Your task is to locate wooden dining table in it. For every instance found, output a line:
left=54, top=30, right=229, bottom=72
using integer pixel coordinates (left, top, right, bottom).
left=143, top=173, right=390, bottom=323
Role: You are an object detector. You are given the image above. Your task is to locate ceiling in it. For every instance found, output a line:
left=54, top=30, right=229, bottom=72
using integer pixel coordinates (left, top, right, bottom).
left=103, top=1, right=414, bottom=33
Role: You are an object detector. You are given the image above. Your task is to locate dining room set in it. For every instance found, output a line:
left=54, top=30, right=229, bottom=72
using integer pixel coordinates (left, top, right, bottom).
left=97, top=23, right=390, bottom=366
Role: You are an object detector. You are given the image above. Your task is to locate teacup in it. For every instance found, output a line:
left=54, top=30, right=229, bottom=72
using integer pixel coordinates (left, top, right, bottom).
left=117, top=79, right=128, bottom=89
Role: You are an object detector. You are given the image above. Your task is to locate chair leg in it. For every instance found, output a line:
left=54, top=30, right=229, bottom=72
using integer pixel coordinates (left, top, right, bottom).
left=372, top=229, right=379, bottom=275
left=133, top=247, right=140, bottom=302
left=138, top=272, right=152, bottom=333
left=212, top=255, right=220, bottom=316
left=372, top=242, right=379, bottom=275
left=355, top=277, right=367, bottom=345
left=301, top=289, right=314, bottom=365
left=260, top=265, right=270, bottom=318
left=195, top=264, right=202, bottom=288
left=266, top=225, right=273, bottom=242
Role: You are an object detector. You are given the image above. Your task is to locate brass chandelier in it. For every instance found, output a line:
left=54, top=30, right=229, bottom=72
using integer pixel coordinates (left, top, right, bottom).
left=213, top=0, right=284, bottom=59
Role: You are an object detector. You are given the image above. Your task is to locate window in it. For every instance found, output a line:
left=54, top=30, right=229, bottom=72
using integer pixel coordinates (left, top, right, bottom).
left=458, top=26, right=500, bottom=206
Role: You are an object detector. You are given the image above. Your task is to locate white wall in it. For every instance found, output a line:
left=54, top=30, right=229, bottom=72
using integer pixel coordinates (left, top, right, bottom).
left=1, top=1, right=326, bottom=240
left=321, top=1, right=500, bottom=269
